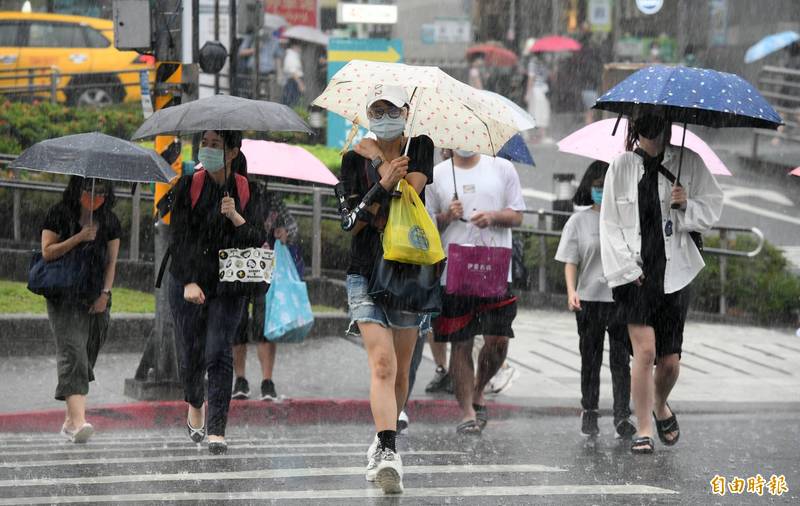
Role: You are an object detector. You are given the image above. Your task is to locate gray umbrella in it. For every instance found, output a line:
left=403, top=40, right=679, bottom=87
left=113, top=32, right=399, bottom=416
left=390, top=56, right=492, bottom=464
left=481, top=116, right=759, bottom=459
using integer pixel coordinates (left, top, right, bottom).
left=131, top=94, right=313, bottom=140
left=9, top=132, right=176, bottom=183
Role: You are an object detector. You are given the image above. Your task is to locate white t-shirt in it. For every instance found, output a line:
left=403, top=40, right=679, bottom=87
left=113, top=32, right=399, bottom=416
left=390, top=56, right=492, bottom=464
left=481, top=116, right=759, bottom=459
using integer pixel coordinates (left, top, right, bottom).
left=426, top=155, right=526, bottom=284
left=554, top=208, right=613, bottom=302
left=283, top=47, right=303, bottom=78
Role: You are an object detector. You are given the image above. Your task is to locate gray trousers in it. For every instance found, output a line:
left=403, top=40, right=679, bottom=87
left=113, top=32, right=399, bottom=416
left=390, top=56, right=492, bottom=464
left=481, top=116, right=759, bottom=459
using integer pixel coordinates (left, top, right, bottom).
left=46, top=298, right=110, bottom=401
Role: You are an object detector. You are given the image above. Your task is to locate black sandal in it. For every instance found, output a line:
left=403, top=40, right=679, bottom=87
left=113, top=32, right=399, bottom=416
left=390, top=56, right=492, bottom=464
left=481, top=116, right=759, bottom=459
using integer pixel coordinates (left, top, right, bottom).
left=653, top=403, right=680, bottom=446
left=473, top=404, right=488, bottom=430
left=631, top=436, right=655, bottom=454
left=456, top=419, right=482, bottom=435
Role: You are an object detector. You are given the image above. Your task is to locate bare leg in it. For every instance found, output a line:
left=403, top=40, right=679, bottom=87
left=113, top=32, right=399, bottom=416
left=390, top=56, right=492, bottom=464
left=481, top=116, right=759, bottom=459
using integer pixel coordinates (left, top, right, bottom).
left=654, top=353, right=680, bottom=442
left=65, top=395, right=87, bottom=429
left=257, top=342, right=277, bottom=380
left=449, top=338, right=477, bottom=423
left=473, top=335, right=509, bottom=406
left=232, top=344, right=247, bottom=379
left=628, top=324, right=657, bottom=448
left=360, top=322, right=399, bottom=431
left=393, top=327, right=418, bottom=416
left=428, top=335, right=448, bottom=369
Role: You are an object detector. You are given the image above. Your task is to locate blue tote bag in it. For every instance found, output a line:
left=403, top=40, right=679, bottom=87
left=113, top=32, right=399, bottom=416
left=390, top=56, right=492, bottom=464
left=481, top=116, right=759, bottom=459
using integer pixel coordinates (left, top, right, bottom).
left=263, top=240, right=314, bottom=343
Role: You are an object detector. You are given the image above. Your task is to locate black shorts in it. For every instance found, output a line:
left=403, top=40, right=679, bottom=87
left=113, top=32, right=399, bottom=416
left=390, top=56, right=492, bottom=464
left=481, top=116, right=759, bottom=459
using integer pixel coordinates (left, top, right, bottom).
left=612, top=282, right=691, bottom=358
left=433, top=288, right=517, bottom=344
left=232, top=293, right=267, bottom=345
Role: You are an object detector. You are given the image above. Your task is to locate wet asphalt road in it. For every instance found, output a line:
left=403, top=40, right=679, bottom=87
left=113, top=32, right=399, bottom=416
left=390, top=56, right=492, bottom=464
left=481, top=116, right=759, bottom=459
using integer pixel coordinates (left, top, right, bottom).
left=0, top=410, right=798, bottom=505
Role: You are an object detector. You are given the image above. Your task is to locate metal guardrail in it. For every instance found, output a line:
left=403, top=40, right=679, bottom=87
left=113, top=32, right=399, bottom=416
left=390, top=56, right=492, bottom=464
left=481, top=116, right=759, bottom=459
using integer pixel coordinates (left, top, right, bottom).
left=752, top=65, right=800, bottom=158
left=0, top=158, right=765, bottom=314
left=0, top=66, right=153, bottom=104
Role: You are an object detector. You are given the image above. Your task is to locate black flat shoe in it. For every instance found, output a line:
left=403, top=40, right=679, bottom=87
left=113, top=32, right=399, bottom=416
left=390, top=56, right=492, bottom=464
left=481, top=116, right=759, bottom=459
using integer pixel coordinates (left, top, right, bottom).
left=208, top=440, right=228, bottom=455
left=187, top=416, right=205, bottom=443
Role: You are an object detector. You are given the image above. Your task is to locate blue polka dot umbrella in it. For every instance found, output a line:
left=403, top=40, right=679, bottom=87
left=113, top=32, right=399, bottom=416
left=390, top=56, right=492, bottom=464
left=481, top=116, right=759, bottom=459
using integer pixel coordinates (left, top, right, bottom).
left=593, top=65, right=783, bottom=190
left=594, top=65, right=783, bottom=130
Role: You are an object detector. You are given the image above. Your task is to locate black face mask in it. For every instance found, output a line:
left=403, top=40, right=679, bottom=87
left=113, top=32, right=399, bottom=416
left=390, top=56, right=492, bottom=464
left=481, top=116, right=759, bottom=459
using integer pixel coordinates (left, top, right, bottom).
left=634, top=115, right=666, bottom=140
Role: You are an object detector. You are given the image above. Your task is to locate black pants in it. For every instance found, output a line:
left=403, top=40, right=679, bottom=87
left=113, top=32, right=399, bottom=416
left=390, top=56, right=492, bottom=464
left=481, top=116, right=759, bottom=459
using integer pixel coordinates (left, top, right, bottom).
left=169, top=279, right=246, bottom=437
left=575, top=301, right=631, bottom=419
left=46, top=298, right=110, bottom=401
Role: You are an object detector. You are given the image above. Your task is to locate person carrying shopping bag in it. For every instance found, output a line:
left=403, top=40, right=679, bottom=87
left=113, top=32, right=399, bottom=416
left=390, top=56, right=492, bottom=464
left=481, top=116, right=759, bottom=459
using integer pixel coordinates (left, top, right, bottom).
left=555, top=161, right=636, bottom=438
left=339, top=84, right=435, bottom=494
left=600, top=112, right=723, bottom=454
left=166, top=129, right=267, bottom=455
left=36, top=177, right=120, bottom=444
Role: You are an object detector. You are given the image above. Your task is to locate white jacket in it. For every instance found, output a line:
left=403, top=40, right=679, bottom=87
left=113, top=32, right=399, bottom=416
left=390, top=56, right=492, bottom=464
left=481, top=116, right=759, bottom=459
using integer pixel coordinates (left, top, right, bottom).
left=599, top=145, right=724, bottom=294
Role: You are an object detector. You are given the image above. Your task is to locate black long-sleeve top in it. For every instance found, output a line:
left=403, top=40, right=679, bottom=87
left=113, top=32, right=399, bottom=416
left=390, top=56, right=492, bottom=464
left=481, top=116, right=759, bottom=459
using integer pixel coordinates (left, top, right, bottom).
left=168, top=172, right=267, bottom=297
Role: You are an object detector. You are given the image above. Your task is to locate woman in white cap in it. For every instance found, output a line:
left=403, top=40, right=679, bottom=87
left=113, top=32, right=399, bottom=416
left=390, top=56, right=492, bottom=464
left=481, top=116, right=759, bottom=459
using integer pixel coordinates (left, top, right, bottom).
left=339, top=84, right=434, bottom=494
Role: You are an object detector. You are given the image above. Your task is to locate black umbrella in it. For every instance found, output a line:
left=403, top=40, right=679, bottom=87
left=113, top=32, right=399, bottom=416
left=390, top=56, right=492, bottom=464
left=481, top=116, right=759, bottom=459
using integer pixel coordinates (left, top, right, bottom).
left=130, top=94, right=313, bottom=140
left=9, top=132, right=176, bottom=183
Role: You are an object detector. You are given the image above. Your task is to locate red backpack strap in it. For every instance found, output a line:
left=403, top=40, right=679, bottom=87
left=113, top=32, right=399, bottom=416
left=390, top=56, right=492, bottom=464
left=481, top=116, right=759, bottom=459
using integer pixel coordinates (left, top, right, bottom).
left=190, top=169, right=207, bottom=209
left=235, top=173, right=250, bottom=210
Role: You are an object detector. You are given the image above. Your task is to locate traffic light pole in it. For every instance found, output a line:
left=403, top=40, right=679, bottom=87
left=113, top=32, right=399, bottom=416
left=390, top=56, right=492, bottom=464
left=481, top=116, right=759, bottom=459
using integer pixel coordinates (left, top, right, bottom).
left=124, top=0, right=185, bottom=400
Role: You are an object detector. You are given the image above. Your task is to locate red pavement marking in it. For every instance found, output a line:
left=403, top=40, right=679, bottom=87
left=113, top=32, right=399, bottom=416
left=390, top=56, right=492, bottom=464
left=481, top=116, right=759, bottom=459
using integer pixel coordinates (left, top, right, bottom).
left=0, top=400, right=527, bottom=433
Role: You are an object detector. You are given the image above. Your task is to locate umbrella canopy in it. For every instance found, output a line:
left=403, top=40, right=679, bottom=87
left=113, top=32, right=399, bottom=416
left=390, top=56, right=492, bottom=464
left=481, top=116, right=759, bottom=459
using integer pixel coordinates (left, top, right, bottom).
left=790, top=167, right=800, bottom=176
left=745, top=31, right=800, bottom=64
left=480, top=90, right=536, bottom=131
left=529, top=35, right=581, bottom=53
left=9, top=132, right=176, bottom=183
left=239, top=139, right=338, bottom=185
left=594, top=65, right=783, bottom=130
left=282, top=25, right=329, bottom=46
left=131, top=94, right=313, bottom=140
left=497, top=133, right=535, bottom=166
left=557, top=118, right=731, bottom=176
left=466, top=44, right=518, bottom=67
left=312, top=60, right=521, bottom=155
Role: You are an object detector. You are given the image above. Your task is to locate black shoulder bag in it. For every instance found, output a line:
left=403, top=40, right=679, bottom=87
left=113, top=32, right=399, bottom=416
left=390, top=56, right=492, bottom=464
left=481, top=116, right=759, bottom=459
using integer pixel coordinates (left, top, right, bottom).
left=361, top=158, right=446, bottom=314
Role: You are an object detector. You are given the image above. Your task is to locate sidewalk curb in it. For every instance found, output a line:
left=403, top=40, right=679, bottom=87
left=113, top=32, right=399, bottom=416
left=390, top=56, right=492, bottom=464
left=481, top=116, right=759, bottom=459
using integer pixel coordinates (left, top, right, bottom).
left=0, top=399, right=529, bottom=433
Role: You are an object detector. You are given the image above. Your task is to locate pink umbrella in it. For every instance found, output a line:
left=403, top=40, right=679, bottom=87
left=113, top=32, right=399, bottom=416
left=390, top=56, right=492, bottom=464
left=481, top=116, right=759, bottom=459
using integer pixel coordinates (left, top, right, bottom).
left=241, top=139, right=338, bottom=185
left=790, top=167, right=800, bottom=176
left=557, top=118, right=732, bottom=176
left=529, top=35, right=581, bottom=53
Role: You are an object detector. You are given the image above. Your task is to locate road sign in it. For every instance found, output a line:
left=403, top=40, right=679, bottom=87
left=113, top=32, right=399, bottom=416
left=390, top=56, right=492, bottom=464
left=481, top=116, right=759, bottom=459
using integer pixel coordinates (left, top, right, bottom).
left=325, top=38, right=403, bottom=150
left=139, top=70, right=153, bottom=119
left=337, top=2, right=398, bottom=24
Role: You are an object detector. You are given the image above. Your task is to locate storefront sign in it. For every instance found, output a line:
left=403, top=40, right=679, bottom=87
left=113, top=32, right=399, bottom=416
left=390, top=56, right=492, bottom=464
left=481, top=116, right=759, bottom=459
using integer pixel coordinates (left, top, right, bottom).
left=589, top=0, right=612, bottom=32
left=266, top=0, right=317, bottom=27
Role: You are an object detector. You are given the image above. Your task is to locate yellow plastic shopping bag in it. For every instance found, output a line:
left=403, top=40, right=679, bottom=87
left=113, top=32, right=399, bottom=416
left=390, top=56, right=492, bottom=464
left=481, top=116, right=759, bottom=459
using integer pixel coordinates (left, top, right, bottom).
left=382, top=179, right=445, bottom=265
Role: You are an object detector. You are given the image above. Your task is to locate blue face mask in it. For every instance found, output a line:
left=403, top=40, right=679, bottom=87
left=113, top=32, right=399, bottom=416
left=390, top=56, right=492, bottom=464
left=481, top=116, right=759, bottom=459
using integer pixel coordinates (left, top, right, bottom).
left=591, top=187, right=603, bottom=206
left=198, top=147, right=225, bottom=173
left=369, top=116, right=406, bottom=141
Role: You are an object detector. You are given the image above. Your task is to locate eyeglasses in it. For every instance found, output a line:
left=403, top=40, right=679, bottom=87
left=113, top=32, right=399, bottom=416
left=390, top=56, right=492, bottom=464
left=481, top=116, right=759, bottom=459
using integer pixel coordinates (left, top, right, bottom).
left=367, top=106, right=403, bottom=120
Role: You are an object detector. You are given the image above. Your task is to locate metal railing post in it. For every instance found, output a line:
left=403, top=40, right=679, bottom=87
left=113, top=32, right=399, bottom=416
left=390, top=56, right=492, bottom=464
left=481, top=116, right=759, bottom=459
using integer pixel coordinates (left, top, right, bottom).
left=130, top=183, right=141, bottom=260
left=12, top=188, right=21, bottom=242
left=27, top=68, right=34, bottom=96
left=719, top=229, right=728, bottom=315
left=537, top=210, right=547, bottom=293
left=312, top=187, right=322, bottom=279
left=50, top=68, right=59, bottom=104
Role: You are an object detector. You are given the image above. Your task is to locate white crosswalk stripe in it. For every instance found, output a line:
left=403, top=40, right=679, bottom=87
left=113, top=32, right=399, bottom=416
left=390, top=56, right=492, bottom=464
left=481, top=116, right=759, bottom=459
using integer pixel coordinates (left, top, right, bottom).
left=0, top=428, right=677, bottom=503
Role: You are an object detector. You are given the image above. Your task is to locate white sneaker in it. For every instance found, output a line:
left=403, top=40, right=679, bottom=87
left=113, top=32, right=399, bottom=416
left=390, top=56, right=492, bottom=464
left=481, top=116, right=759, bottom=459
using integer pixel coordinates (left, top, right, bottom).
left=397, top=410, right=409, bottom=436
left=365, top=434, right=380, bottom=482
left=375, top=449, right=404, bottom=494
left=61, top=422, right=94, bottom=444
left=485, top=364, right=520, bottom=395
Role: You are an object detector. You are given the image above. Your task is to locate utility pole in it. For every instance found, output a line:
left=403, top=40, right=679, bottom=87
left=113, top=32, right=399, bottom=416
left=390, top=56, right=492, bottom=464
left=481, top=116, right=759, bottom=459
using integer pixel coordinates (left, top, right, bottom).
left=230, top=0, right=238, bottom=95
left=124, top=0, right=184, bottom=400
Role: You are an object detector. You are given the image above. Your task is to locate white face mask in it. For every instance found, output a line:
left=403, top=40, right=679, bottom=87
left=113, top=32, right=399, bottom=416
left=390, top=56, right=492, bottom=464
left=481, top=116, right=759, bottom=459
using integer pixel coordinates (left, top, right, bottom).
left=369, top=116, right=406, bottom=141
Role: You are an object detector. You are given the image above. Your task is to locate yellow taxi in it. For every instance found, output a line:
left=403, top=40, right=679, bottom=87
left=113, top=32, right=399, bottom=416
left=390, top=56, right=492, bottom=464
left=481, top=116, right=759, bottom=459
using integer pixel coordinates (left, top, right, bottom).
left=0, top=11, right=154, bottom=106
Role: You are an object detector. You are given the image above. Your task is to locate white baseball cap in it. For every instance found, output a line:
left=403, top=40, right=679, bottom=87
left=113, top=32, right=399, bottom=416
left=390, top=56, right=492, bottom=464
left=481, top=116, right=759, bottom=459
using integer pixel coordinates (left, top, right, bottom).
left=366, top=84, right=409, bottom=109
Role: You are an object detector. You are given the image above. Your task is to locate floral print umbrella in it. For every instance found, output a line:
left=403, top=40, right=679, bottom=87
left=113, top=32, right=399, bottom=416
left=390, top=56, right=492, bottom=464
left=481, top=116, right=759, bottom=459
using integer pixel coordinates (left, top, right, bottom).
left=312, top=60, right=522, bottom=156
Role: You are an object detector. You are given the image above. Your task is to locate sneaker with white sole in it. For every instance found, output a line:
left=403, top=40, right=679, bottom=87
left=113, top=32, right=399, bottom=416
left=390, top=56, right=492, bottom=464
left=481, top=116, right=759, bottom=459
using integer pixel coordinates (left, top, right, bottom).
left=231, top=377, right=250, bottom=400
left=397, top=410, right=409, bottom=436
left=61, top=422, right=94, bottom=444
left=365, top=434, right=380, bottom=482
left=375, top=449, right=404, bottom=494
left=485, top=363, right=520, bottom=395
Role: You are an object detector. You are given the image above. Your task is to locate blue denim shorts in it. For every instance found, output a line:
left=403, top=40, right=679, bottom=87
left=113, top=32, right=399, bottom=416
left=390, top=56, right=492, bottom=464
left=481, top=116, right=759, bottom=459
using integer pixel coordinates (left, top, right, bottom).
left=346, top=274, right=423, bottom=335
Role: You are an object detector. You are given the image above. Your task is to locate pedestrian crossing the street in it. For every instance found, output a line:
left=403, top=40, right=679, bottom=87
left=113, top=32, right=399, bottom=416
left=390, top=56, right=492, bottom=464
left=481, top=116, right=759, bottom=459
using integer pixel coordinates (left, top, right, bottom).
left=0, top=426, right=678, bottom=504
